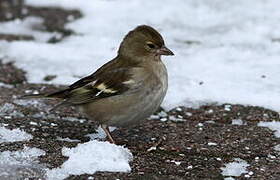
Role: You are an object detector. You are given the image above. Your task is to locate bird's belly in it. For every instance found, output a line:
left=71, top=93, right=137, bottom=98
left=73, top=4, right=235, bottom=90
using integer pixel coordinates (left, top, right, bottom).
left=80, top=84, right=166, bottom=127
left=117, top=90, right=164, bottom=127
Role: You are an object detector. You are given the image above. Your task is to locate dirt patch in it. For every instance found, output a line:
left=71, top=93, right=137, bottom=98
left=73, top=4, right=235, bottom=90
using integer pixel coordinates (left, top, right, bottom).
left=0, top=0, right=23, bottom=21
left=0, top=0, right=82, bottom=43
left=25, top=6, right=82, bottom=43
left=0, top=60, right=26, bottom=84
left=0, top=34, right=34, bottom=41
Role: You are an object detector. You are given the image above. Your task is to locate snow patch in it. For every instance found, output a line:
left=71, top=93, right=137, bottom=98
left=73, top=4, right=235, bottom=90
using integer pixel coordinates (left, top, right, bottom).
left=13, top=99, right=48, bottom=110
left=0, top=82, right=13, bottom=88
left=0, top=103, right=25, bottom=118
left=221, top=158, right=249, bottom=177
left=274, top=144, right=280, bottom=152
left=0, top=126, right=32, bottom=143
left=0, top=17, right=54, bottom=42
left=46, top=140, right=132, bottom=180
left=0, top=147, right=46, bottom=179
left=258, top=121, right=280, bottom=137
left=232, top=119, right=246, bottom=126
left=86, top=126, right=116, bottom=140
left=56, top=137, right=80, bottom=143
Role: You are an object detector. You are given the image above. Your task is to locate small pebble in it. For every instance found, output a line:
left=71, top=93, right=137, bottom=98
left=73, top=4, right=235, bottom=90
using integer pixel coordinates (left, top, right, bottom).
left=149, top=115, right=160, bottom=120
left=224, top=104, right=231, bottom=111
left=176, top=107, right=182, bottom=112
left=171, top=160, right=181, bottom=166
left=177, top=115, right=183, bottom=119
left=197, top=123, right=203, bottom=127
left=207, top=142, right=217, bottom=146
left=147, top=146, right=157, bottom=152
left=50, top=123, right=57, bottom=126
left=158, top=111, right=168, bottom=118
left=29, top=122, right=38, bottom=126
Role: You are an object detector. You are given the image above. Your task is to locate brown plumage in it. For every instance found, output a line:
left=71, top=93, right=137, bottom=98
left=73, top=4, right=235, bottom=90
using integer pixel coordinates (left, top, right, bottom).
left=23, top=25, right=174, bottom=144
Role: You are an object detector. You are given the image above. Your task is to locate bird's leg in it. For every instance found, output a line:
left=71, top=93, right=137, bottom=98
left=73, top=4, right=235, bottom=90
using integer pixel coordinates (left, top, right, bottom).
left=101, top=125, right=116, bottom=144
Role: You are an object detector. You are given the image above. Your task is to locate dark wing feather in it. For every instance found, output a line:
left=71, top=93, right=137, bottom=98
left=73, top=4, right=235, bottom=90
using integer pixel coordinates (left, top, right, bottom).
left=69, top=59, right=118, bottom=89
left=50, top=59, right=135, bottom=105
left=65, top=69, right=131, bottom=104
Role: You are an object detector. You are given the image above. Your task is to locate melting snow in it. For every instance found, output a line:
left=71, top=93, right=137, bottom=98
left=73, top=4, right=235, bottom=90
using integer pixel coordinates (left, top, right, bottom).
left=86, top=126, right=116, bottom=140
left=0, top=82, right=13, bottom=88
left=0, top=126, right=32, bottom=143
left=274, top=145, right=280, bottom=155
left=221, top=158, right=249, bottom=177
left=258, top=121, right=280, bottom=137
left=0, top=17, right=54, bottom=42
left=46, top=140, right=132, bottom=180
left=0, top=147, right=46, bottom=179
left=232, top=119, right=246, bottom=126
left=0, top=103, right=25, bottom=118
left=56, top=137, right=81, bottom=143
left=13, top=99, right=48, bottom=110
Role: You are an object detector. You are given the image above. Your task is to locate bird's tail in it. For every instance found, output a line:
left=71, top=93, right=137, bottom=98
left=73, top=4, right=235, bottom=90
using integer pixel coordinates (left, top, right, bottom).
left=20, top=88, right=71, bottom=112
left=21, top=93, right=49, bottom=99
left=21, top=88, right=70, bottom=99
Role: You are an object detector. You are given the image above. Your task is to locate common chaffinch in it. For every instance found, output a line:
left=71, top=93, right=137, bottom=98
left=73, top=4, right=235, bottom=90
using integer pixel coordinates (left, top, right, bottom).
left=24, top=25, right=174, bottom=143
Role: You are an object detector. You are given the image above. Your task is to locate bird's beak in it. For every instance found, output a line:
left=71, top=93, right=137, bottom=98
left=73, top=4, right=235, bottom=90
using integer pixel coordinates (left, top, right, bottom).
left=157, top=46, right=174, bottom=56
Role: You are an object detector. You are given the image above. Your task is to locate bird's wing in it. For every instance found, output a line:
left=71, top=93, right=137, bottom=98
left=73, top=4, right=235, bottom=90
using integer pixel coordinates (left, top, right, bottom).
left=46, top=59, right=138, bottom=105
left=65, top=67, right=133, bottom=105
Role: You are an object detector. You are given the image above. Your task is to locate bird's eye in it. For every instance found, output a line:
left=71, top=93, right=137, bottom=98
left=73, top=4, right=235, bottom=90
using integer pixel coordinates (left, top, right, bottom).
left=147, top=42, right=156, bottom=49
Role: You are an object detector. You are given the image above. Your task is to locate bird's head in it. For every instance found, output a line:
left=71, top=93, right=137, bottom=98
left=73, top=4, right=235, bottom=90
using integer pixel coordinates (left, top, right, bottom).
left=118, top=25, right=174, bottom=61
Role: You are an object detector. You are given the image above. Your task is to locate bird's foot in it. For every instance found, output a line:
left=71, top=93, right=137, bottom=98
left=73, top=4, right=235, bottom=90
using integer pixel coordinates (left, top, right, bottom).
left=101, top=125, right=116, bottom=144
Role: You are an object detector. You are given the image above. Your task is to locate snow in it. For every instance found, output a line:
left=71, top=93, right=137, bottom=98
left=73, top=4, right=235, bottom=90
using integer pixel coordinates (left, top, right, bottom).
left=224, top=178, right=235, bottom=180
left=56, top=137, right=80, bottom=143
left=0, top=103, right=25, bottom=118
left=274, top=144, right=280, bottom=152
left=207, top=142, right=217, bottom=146
left=0, top=17, right=54, bottom=42
left=0, top=82, right=13, bottom=88
left=0, top=126, right=32, bottom=143
left=258, top=121, right=280, bottom=137
left=232, top=119, right=246, bottom=126
left=14, top=99, right=48, bottom=110
left=86, top=126, right=116, bottom=140
left=46, top=140, right=133, bottom=180
left=0, top=0, right=279, bottom=110
left=0, top=147, right=46, bottom=179
left=169, top=115, right=185, bottom=122
left=0, top=127, right=132, bottom=179
left=221, top=158, right=249, bottom=177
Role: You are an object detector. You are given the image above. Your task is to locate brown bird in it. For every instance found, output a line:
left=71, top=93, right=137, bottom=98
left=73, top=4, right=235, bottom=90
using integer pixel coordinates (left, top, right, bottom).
left=24, top=25, right=174, bottom=144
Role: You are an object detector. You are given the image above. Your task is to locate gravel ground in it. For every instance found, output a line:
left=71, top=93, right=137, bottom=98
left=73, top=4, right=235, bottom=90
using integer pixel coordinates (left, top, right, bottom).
left=0, top=1, right=280, bottom=180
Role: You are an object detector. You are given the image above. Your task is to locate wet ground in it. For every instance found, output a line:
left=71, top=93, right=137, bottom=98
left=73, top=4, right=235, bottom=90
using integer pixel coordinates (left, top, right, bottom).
left=0, top=1, right=280, bottom=179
